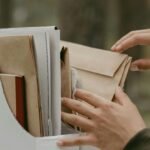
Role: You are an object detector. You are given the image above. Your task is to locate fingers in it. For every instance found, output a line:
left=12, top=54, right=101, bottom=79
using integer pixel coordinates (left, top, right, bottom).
left=130, top=59, right=150, bottom=71
left=62, top=97, right=96, bottom=118
left=57, top=134, right=96, bottom=147
left=111, top=29, right=150, bottom=50
left=111, top=29, right=150, bottom=71
left=111, top=29, right=150, bottom=52
left=114, top=87, right=131, bottom=106
left=75, top=89, right=108, bottom=107
left=61, top=112, right=95, bottom=131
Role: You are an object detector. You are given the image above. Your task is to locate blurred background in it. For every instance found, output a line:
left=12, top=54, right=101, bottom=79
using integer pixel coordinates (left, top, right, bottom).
left=0, top=0, right=150, bottom=125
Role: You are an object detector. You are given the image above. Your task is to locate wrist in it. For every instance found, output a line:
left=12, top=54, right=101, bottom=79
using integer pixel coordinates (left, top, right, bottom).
left=123, top=127, right=148, bottom=150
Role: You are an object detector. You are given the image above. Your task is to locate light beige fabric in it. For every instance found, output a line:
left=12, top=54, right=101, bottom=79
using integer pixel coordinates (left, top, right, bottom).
left=61, top=41, right=132, bottom=101
left=0, top=36, right=42, bottom=136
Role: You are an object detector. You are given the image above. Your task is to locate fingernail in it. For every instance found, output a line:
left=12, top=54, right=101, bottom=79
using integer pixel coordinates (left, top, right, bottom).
left=130, top=64, right=140, bottom=71
left=111, top=45, right=116, bottom=50
left=57, top=141, right=64, bottom=146
left=116, top=86, right=123, bottom=92
left=115, top=45, right=121, bottom=51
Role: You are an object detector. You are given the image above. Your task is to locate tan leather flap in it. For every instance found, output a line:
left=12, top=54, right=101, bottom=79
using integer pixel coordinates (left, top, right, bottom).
left=61, top=41, right=128, bottom=77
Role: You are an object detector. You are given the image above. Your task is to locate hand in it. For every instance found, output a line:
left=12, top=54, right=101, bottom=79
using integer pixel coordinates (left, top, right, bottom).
left=111, top=29, right=150, bottom=71
left=58, top=87, right=146, bottom=150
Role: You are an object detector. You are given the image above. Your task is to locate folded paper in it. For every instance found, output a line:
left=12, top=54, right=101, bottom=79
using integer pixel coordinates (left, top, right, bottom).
left=61, top=41, right=132, bottom=101
left=0, top=36, right=42, bottom=136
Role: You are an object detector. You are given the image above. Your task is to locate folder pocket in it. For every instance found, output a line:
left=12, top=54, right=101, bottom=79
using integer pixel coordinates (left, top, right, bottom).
left=0, top=74, right=26, bottom=129
left=61, top=41, right=132, bottom=101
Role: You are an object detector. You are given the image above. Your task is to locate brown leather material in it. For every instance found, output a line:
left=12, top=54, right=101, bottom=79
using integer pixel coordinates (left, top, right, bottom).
left=61, top=41, right=132, bottom=101
left=61, top=47, right=71, bottom=98
left=0, top=74, right=26, bottom=129
left=61, top=47, right=72, bottom=113
left=15, top=76, right=26, bottom=129
left=60, top=41, right=131, bottom=134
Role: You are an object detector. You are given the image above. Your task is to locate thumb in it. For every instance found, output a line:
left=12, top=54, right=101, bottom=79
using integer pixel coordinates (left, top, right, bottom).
left=130, top=59, right=150, bottom=71
left=114, top=87, right=131, bottom=106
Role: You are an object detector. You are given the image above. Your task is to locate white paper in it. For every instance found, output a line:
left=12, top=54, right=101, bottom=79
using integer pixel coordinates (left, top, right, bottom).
left=0, top=26, right=61, bottom=136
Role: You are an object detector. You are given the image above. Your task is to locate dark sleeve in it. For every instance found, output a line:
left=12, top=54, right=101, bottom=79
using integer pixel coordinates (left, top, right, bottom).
left=124, top=128, right=150, bottom=150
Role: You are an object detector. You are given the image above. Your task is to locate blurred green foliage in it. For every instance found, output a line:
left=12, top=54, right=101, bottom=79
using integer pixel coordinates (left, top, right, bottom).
left=0, top=0, right=150, bottom=126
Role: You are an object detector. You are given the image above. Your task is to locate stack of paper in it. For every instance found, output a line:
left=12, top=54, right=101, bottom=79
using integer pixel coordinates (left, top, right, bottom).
left=0, top=26, right=61, bottom=137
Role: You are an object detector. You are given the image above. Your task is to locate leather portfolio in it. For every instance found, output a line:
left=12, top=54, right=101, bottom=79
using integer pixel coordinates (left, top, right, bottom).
left=0, top=36, right=42, bottom=136
left=61, top=41, right=132, bottom=101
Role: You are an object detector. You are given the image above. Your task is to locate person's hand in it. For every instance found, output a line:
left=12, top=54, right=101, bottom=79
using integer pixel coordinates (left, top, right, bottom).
left=57, top=87, right=146, bottom=150
left=111, top=29, right=150, bottom=71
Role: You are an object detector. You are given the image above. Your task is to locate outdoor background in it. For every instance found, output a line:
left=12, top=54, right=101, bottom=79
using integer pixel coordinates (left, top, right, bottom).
left=0, top=0, right=150, bottom=125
